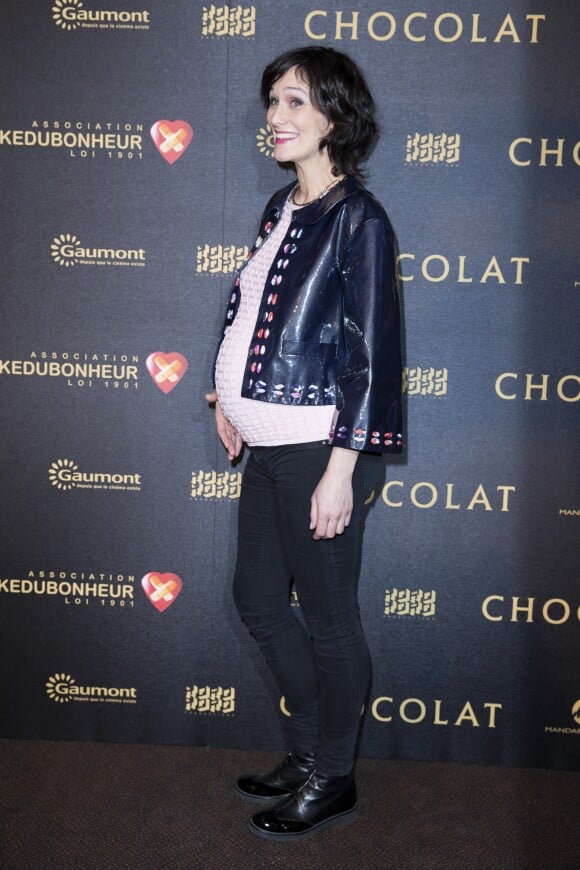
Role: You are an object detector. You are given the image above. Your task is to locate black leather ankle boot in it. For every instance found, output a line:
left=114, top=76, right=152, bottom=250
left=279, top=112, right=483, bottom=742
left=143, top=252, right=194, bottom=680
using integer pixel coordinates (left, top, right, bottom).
left=235, top=750, right=317, bottom=803
left=248, top=769, right=357, bottom=839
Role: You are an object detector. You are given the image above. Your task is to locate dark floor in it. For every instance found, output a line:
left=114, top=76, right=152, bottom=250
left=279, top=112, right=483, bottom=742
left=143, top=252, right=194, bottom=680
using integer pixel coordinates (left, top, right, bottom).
left=0, top=739, right=578, bottom=869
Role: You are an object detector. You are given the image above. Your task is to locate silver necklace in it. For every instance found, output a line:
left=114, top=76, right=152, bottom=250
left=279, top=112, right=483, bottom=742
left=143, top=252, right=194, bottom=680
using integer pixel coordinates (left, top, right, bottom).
left=291, top=175, right=344, bottom=206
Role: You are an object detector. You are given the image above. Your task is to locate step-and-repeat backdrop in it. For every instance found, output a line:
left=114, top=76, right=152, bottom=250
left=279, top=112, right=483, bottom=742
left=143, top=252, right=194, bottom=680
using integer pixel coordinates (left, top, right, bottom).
left=0, top=0, right=578, bottom=770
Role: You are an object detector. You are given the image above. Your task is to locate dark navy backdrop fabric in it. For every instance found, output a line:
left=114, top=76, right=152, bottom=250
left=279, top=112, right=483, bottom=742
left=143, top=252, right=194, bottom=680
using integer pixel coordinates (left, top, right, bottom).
left=0, top=0, right=578, bottom=769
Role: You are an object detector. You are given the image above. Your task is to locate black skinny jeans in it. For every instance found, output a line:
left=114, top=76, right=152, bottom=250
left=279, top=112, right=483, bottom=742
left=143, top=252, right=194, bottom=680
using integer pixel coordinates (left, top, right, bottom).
left=232, top=442, right=382, bottom=776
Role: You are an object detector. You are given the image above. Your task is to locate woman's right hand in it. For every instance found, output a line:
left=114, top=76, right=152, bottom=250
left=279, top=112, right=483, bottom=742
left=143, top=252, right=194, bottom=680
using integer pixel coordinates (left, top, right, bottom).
left=205, top=390, right=243, bottom=461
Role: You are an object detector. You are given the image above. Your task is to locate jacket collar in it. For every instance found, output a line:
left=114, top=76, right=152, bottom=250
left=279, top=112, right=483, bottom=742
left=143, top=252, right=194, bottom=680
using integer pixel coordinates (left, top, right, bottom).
left=269, top=176, right=365, bottom=226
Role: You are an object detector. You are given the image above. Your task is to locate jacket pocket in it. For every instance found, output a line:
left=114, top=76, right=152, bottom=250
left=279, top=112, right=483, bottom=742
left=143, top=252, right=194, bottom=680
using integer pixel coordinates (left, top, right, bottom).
left=281, top=339, right=337, bottom=359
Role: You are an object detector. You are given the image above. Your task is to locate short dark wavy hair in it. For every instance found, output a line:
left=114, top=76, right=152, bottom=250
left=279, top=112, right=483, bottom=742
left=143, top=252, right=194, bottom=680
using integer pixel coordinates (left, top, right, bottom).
left=261, top=46, right=378, bottom=178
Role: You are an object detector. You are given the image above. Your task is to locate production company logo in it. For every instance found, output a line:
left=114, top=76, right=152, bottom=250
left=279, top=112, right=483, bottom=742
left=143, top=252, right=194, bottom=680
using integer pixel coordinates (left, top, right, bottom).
left=403, top=367, right=447, bottom=397
left=46, top=673, right=137, bottom=704
left=52, top=0, right=150, bottom=31
left=197, top=243, right=249, bottom=275
left=559, top=506, right=580, bottom=518
left=406, top=133, right=460, bottom=166
left=51, top=234, right=145, bottom=268
left=146, top=352, right=188, bottom=393
left=544, top=700, right=580, bottom=737
left=141, top=572, right=183, bottom=612
left=384, top=588, right=436, bottom=618
left=256, top=124, right=274, bottom=158
left=191, top=469, right=241, bottom=500
left=201, top=5, right=255, bottom=37
left=49, top=459, right=142, bottom=492
left=150, top=121, right=193, bottom=164
left=185, top=685, right=236, bottom=715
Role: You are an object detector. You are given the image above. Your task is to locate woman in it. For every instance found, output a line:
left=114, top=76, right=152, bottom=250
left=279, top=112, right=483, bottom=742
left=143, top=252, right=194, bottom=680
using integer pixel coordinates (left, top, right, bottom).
left=206, top=46, right=402, bottom=841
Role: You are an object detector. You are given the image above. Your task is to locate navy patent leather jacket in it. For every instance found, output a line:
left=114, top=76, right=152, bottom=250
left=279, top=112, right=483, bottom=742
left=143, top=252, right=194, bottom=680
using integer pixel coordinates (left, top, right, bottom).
left=215, top=176, right=403, bottom=454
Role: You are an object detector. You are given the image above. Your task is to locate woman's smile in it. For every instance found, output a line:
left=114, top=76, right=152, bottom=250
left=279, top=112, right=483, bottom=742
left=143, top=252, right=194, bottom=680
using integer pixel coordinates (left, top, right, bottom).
left=273, top=131, right=300, bottom=144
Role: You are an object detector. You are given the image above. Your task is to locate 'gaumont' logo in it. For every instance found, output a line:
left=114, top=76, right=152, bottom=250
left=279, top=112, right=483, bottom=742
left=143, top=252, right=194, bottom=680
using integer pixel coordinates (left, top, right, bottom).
left=48, top=459, right=142, bottom=492
left=46, top=673, right=137, bottom=703
left=49, top=459, right=78, bottom=490
left=146, top=352, right=188, bottom=393
left=52, top=0, right=150, bottom=31
left=141, top=572, right=183, bottom=612
left=256, top=124, right=274, bottom=158
left=150, top=121, right=193, bottom=164
left=51, top=234, right=146, bottom=267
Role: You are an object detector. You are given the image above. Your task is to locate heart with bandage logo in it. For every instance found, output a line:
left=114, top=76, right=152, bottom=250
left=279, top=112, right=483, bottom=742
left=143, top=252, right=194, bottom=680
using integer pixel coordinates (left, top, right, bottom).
left=146, top=351, right=188, bottom=394
left=141, top=572, right=183, bottom=612
left=150, top=120, right=193, bottom=164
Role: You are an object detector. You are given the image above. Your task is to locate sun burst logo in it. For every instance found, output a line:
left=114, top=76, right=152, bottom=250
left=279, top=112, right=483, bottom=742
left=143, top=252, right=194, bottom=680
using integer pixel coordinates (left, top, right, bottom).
left=256, top=124, right=274, bottom=158
left=49, top=459, right=78, bottom=490
left=51, top=234, right=80, bottom=267
left=52, top=0, right=84, bottom=30
left=46, top=673, right=75, bottom=703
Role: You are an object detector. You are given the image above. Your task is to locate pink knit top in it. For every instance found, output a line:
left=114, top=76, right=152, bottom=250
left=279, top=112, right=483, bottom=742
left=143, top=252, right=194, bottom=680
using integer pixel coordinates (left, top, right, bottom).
left=215, top=196, right=336, bottom=447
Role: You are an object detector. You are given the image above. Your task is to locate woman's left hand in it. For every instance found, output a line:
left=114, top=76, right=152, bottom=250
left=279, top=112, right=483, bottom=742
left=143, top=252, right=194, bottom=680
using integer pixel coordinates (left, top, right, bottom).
left=310, top=448, right=359, bottom=540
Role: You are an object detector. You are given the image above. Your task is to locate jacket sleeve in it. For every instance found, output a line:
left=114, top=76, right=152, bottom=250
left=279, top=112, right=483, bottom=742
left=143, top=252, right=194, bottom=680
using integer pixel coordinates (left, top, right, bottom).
left=330, top=217, right=403, bottom=454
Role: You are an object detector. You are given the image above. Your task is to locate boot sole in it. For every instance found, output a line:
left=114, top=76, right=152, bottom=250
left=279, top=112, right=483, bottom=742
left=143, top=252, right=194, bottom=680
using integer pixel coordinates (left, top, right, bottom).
left=247, top=805, right=358, bottom=840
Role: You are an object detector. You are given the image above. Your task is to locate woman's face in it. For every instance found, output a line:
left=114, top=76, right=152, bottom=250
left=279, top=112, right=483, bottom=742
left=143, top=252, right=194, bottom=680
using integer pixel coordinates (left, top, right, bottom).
left=266, top=66, right=332, bottom=169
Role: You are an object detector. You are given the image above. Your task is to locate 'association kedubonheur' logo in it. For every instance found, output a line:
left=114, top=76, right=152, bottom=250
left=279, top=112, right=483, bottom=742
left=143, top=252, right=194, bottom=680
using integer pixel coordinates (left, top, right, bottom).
left=0, top=350, right=140, bottom=391
left=52, top=0, right=150, bottom=31
left=0, top=120, right=144, bottom=160
left=0, top=569, right=136, bottom=609
left=46, top=673, right=137, bottom=704
left=48, top=459, right=142, bottom=492
left=51, top=233, right=146, bottom=268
